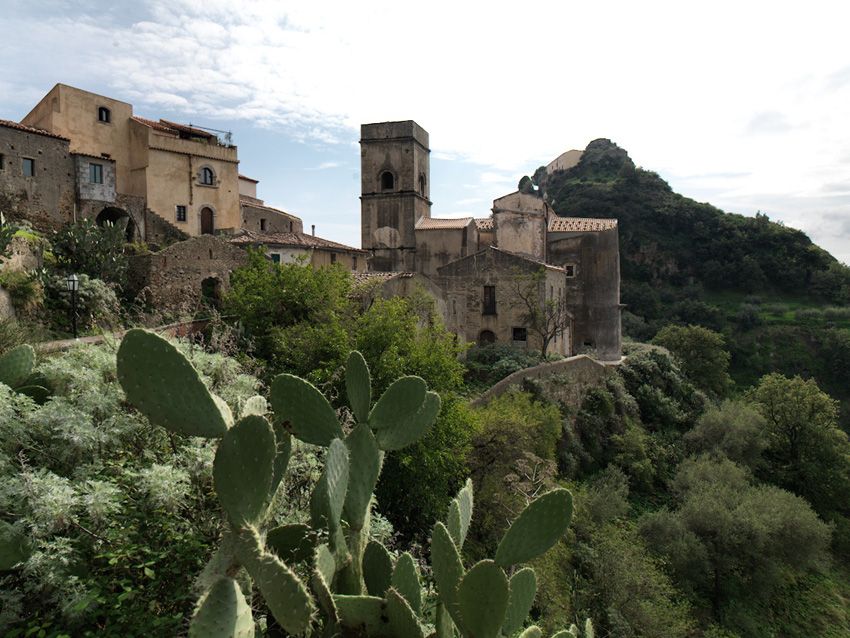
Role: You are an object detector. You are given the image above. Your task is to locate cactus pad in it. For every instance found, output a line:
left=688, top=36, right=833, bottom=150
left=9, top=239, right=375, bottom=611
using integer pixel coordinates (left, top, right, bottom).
left=345, top=351, right=371, bottom=423
left=310, top=438, right=349, bottom=531
left=503, top=567, right=537, bottom=636
left=391, top=552, right=422, bottom=614
left=250, top=552, right=314, bottom=635
left=363, top=540, right=394, bottom=597
left=517, top=626, right=543, bottom=638
left=386, top=588, right=425, bottom=638
left=0, top=344, right=34, bottom=389
left=0, top=520, right=29, bottom=570
left=189, top=577, right=254, bottom=638
left=495, top=488, right=573, bottom=567
left=213, top=415, right=276, bottom=527
left=270, top=427, right=292, bottom=497
left=457, top=560, right=509, bottom=638
left=334, top=595, right=385, bottom=634
left=269, top=373, right=342, bottom=446
left=117, top=329, right=230, bottom=438
left=430, top=522, right=465, bottom=626
left=266, top=524, right=316, bottom=565
left=368, top=375, right=426, bottom=430
left=375, top=390, right=441, bottom=451
left=343, top=423, right=381, bottom=530
left=311, top=544, right=337, bottom=619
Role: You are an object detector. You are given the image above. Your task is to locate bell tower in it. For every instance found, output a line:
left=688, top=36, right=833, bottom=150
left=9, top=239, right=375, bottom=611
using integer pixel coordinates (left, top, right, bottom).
left=360, top=121, right=431, bottom=272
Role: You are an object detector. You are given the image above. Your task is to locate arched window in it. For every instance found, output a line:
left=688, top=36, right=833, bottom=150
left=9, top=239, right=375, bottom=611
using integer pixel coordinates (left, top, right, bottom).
left=97, top=106, right=111, bottom=123
left=380, top=171, right=394, bottom=191
left=201, top=167, right=215, bottom=186
left=419, top=173, right=426, bottom=195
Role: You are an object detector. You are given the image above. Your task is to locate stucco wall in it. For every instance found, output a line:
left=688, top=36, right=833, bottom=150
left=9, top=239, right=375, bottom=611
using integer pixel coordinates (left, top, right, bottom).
left=492, top=192, right=548, bottom=262
left=0, top=125, right=74, bottom=231
left=415, top=222, right=478, bottom=278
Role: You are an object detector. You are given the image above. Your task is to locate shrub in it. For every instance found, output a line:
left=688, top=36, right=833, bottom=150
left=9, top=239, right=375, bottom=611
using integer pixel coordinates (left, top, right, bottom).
left=43, top=274, right=122, bottom=334
left=464, top=343, right=543, bottom=390
left=50, top=219, right=128, bottom=287
left=652, top=324, right=732, bottom=397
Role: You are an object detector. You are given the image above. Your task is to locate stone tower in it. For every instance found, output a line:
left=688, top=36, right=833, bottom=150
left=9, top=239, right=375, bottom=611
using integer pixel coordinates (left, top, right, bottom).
left=360, top=121, right=431, bottom=272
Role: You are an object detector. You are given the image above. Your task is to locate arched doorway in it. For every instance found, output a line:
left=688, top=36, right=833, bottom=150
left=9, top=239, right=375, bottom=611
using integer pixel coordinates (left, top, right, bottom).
left=200, top=207, right=215, bottom=235
left=478, top=330, right=496, bottom=346
left=96, top=207, right=135, bottom=241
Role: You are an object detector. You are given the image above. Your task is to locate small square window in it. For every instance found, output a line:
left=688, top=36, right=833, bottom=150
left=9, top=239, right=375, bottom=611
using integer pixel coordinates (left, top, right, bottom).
left=331, top=253, right=337, bottom=264
left=22, top=158, right=35, bottom=177
left=271, top=253, right=281, bottom=264
left=176, top=205, right=187, bottom=222
left=89, top=163, right=103, bottom=184
left=565, top=264, right=576, bottom=278
left=260, top=218, right=267, bottom=232
left=98, top=106, right=111, bottom=123
left=512, top=327, right=528, bottom=342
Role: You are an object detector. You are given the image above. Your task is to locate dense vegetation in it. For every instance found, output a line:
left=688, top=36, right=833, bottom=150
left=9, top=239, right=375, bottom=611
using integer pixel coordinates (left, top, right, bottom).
left=531, top=140, right=850, bottom=428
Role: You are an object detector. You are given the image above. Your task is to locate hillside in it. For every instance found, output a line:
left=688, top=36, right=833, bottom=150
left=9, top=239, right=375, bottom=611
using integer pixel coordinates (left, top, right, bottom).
left=531, top=140, right=850, bottom=426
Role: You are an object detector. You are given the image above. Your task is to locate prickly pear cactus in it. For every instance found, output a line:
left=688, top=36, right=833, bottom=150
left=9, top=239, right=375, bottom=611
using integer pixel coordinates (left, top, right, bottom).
left=0, top=344, right=34, bottom=389
left=114, top=334, right=579, bottom=637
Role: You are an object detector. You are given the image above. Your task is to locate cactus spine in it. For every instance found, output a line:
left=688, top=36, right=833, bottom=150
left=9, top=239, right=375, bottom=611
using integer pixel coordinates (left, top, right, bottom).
left=115, top=329, right=579, bottom=637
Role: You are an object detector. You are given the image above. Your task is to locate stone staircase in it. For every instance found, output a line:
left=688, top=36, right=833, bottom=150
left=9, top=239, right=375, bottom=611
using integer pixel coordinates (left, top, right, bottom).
left=145, top=208, right=188, bottom=248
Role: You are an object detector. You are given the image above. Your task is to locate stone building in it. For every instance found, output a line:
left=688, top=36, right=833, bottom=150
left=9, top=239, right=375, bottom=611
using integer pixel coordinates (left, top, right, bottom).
left=360, top=120, right=622, bottom=360
left=230, top=228, right=367, bottom=271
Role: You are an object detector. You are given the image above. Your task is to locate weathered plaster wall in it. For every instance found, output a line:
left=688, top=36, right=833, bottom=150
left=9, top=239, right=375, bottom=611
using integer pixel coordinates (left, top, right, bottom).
left=415, top=222, right=478, bottom=278
left=492, top=192, right=548, bottom=262
left=241, top=201, right=304, bottom=234
left=0, top=125, right=74, bottom=231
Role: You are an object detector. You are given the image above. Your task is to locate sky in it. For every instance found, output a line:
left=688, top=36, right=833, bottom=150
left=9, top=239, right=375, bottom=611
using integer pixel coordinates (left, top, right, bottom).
left=2, top=1, right=850, bottom=260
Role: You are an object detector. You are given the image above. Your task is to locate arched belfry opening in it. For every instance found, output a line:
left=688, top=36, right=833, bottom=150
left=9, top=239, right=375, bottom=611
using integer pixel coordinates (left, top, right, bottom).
left=380, top=171, right=394, bottom=191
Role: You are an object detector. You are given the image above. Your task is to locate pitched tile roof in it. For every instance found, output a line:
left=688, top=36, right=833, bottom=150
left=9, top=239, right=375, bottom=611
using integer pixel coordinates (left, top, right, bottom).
left=475, top=218, right=494, bottom=231
left=548, top=217, right=617, bottom=232
left=352, top=271, right=417, bottom=285
left=415, top=217, right=474, bottom=230
left=230, top=229, right=367, bottom=254
left=0, top=118, right=69, bottom=141
left=130, top=116, right=175, bottom=134
left=239, top=197, right=300, bottom=220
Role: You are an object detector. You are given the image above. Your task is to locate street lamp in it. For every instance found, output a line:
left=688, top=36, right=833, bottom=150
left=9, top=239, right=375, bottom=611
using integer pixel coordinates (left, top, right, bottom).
left=66, top=274, right=79, bottom=339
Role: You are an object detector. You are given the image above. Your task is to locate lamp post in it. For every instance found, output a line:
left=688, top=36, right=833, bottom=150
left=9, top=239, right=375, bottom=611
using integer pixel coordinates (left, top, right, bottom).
left=66, top=274, right=79, bottom=339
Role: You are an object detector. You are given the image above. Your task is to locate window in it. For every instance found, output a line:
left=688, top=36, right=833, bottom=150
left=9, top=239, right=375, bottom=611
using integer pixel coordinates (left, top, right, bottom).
left=201, top=167, right=215, bottom=186
left=271, top=254, right=281, bottom=264
left=419, top=173, right=426, bottom=195
left=289, top=221, right=293, bottom=232
left=89, top=163, right=103, bottom=184
left=0, top=154, right=4, bottom=170
left=380, top=171, right=394, bottom=191
left=353, top=256, right=358, bottom=270
left=22, top=158, right=35, bottom=177
left=331, top=253, right=337, bottom=264
left=260, top=218, right=267, bottom=232
left=565, top=264, right=576, bottom=278
left=97, top=106, right=111, bottom=123
left=512, top=327, right=528, bottom=342
left=482, top=285, right=496, bottom=315
left=176, top=205, right=187, bottom=222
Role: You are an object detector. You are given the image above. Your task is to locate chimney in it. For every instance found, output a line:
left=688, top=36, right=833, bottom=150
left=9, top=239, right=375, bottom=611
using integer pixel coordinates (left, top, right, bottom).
left=311, top=224, right=315, bottom=236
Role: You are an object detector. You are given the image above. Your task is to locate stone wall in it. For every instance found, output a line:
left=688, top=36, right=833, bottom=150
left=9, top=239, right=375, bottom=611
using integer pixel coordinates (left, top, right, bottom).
left=0, top=125, right=75, bottom=232
left=471, top=354, right=619, bottom=409
left=241, top=200, right=303, bottom=234
left=127, top=235, right=248, bottom=311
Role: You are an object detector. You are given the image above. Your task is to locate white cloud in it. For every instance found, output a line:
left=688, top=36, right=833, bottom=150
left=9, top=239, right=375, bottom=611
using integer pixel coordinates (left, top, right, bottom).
left=4, top=1, right=850, bottom=258
left=305, top=161, right=342, bottom=171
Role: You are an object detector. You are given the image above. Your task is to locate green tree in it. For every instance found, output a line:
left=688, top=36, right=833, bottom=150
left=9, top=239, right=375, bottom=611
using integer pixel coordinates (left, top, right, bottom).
left=748, top=373, right=850, bottom=517
left=509, top=267, right=571, bottom=360
left=652, top=324, right=732, bottom=397
left=684, top=400, right=766, bottom=470
left=50, top=218, right=128, bottom=287
left=639, top=456, right=831, bottom=623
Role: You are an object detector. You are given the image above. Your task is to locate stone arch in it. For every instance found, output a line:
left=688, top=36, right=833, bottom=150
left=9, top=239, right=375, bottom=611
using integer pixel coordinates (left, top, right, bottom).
left=96, top=206, right=135, bottom=241
left=380, top=170, right=395, bottom=191
left=478, top=330, right=496, bottom=345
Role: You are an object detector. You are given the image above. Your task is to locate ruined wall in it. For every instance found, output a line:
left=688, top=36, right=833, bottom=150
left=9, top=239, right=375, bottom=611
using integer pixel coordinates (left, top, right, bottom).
left=472, top=355, right=618, bottom=408
left=127, top=235, right=247, bottom=310
left=241, top=201, right=304, bottom=234
left=548, top=226, right=621, bottom=360
left=0, top=125, right=74, bottom=231
left=360, top=121, right=431, bottom=272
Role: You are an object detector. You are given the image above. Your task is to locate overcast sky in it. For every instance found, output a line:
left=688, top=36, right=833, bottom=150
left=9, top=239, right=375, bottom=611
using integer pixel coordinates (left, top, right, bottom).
left=2, top=1, right=850, bottom=260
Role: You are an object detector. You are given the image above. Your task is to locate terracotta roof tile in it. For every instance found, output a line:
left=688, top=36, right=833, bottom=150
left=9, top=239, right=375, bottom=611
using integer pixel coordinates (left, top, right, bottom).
left=352, top=271, right=416, bottom=285
left=230, top=229, right=367, bottom=254
left=415, top=217, right=474, bottom=230
left=239, top=197, right=299, bottom=220
left=131, top=116, right=175, bottom=134
left=475, top=218, right=494, bottom=230
left=0, top=118, right=69, bottom=141
left=547, top=217, right=617, bottom=232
